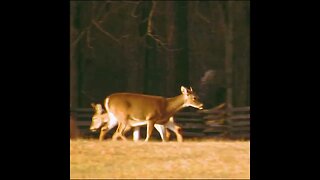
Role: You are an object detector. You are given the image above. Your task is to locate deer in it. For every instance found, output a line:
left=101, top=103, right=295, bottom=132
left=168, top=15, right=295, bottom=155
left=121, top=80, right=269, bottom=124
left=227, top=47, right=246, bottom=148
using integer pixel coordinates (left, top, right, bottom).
left=105, top=86, right=203, bottom=142
left=90, top=103, right=183, bottom=142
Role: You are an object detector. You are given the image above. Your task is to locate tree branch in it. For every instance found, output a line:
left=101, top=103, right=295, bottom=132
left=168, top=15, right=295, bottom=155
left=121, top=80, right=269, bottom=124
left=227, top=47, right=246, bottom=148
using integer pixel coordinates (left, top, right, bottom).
left=97, top=1, right=124, bottom=24
left=131, top=1, right=141, bottom=18
left=92, top=20, right=120, bottom=44
left=86, top=27, right=93, bottom=49
left=71, top=30, right=86, bottom=47
left=147, top=1, right=156, bottom=35
left=144, top=1, right=181, bottom=52
left=196, top=1, right=211, bottom=24
left=95, top=1, right=111, bottom=21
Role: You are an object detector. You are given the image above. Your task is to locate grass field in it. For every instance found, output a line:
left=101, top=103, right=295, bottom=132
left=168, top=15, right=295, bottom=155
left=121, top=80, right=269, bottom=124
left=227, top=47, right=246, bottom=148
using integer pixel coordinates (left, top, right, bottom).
left=70, top=139, right=250, bottom=179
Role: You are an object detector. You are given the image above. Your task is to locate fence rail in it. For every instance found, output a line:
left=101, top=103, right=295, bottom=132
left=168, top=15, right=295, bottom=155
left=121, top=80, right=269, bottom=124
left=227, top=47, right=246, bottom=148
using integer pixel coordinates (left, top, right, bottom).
left=70, top=105, right=250, bottom=140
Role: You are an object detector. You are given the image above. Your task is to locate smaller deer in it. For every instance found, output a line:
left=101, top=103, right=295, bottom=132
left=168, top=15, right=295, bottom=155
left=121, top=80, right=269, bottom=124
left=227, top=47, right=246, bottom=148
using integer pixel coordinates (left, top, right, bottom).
left=90, top=103, right=183, bottom=142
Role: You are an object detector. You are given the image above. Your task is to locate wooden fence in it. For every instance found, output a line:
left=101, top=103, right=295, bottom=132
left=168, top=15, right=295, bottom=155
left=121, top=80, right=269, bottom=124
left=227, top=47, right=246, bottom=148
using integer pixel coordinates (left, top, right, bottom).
left=70, top=104, right=250, bottom=140
left=200, top=105, right=250, bottom=139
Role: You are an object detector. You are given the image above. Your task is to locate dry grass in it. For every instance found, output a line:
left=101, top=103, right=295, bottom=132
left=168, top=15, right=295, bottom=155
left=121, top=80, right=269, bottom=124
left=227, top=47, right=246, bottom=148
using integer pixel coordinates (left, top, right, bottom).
left=70, top=139, right=250, bottom=179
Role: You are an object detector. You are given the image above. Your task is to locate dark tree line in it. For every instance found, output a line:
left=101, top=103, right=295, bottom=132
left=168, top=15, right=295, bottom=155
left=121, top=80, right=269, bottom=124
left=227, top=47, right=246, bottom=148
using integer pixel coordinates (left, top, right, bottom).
left=70, top=1, right=250, bottom=109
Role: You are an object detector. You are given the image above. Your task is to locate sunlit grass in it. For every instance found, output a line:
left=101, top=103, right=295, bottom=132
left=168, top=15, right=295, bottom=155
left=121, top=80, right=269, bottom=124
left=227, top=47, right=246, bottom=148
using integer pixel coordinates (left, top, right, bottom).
left=70, top=138, right=250, bottom=179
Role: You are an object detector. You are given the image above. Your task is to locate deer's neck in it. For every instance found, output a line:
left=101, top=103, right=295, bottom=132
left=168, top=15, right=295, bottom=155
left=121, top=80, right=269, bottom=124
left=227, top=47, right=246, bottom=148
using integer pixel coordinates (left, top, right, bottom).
left=166, top=94, right=185, bottom=117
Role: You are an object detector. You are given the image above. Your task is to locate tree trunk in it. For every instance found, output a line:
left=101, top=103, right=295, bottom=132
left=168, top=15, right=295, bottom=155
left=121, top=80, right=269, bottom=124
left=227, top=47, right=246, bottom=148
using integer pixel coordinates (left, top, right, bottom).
left=141, top=2, right=158, bottom=95
left=165, top=1, right=175, bottom=96
left=70, top=114, right=80, bottom=139
left=225, top=1, right=233, bottom=110
left=232, top=2, right=250, bottom=106
left=218, top=1, right=233, bottom=109
left=174, top=1, right=189, bottom=89
left=70, top=1, right=79, bottom=108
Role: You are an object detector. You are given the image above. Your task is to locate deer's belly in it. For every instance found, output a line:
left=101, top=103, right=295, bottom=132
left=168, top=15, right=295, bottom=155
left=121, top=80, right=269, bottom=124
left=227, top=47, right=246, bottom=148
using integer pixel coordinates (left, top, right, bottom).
left=155, top=118, right=170, bottom=125
left=128, top=120, right=148, bottom=127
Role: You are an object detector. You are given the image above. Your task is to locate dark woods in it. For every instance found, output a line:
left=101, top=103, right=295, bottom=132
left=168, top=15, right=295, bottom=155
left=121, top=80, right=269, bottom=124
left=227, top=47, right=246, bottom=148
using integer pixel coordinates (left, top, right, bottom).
left=70, top=1, right=250, bottom=109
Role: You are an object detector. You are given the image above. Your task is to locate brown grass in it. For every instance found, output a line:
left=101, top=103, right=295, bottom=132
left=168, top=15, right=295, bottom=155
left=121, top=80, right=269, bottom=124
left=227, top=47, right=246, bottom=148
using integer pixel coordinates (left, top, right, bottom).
left=70, top=139, right=250, bottom=179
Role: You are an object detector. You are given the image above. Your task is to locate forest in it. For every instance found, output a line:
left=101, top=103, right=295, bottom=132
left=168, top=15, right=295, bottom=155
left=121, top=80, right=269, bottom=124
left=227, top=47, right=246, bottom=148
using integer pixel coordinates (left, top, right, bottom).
left=70, top=1, right=250, bottom=109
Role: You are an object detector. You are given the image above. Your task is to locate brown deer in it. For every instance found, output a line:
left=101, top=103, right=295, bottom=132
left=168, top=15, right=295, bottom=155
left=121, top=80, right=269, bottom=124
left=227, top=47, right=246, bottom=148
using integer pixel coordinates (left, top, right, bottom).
left=105, top=86, right=203, bottom=141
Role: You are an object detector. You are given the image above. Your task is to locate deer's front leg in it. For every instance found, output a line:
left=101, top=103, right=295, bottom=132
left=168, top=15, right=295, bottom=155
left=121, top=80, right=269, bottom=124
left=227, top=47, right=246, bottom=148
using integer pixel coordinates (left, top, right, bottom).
left=145, top=120, right=155, bottom=142
left=99, top=126, right=108, bottom=141
left=165, top=129, right=171, bottom=141
left=111, top=129, right=120, bottom=141
left=174, top=126, right=183, bottom=142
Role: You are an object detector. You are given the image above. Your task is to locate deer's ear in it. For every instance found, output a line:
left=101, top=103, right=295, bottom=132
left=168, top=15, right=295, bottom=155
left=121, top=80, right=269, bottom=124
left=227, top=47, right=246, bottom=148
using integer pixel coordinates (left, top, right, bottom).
left=91, top=103, right=96, bottom=108
left=189, top=87, right=193, bottom=92
left=181, top=86, right=188, bottom=94
left=96, top=104, right=103, bottom=109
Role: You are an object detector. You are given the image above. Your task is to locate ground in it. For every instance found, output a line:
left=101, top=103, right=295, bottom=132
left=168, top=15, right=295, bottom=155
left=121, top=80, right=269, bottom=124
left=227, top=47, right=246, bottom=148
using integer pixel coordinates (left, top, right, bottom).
left=70, top=138, right=250, bottom=179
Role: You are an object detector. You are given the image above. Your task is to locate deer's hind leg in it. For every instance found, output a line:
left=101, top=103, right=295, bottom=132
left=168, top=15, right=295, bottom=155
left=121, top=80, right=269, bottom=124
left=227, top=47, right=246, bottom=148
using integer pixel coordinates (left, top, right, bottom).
left=154, top=124, right=167, bottom=142
left=145, top=120, right=155, bottom=142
